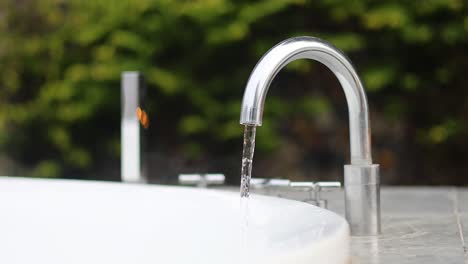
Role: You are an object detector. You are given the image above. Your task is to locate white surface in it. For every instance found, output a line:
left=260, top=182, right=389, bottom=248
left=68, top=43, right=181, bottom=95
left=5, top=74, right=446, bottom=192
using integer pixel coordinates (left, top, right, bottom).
left=121, top=72, right=142, bottom=182
left=121, top=119, right=140, bottom=182
left=0, top=177, right=349, bottom=264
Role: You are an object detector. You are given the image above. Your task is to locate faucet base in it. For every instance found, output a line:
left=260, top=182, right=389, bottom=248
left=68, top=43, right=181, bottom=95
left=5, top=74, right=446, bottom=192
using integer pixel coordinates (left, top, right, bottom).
left=344, top=164, right=380, bottom=236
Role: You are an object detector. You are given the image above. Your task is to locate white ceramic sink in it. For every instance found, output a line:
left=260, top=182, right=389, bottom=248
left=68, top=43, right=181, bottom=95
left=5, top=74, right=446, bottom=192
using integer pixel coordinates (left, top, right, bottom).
left=0, top=177, right=349, bottom=264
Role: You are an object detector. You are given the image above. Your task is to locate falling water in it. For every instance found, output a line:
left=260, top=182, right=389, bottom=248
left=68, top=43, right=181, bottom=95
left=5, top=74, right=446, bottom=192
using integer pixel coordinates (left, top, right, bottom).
left=239, top=125, right=256, bottom=263
left=240, top=125, right=257, bottom=197
left=239, top=197, right=249, bottom=263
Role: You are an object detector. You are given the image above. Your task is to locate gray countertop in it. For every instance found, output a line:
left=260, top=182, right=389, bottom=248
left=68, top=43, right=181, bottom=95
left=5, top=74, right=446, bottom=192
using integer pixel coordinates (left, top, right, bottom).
left=226, top=186, right=468, bottom=264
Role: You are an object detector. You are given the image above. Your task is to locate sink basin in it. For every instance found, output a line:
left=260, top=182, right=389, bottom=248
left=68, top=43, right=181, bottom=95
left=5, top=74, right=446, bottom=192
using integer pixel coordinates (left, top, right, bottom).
left=0, top=177, right=349, bottom=264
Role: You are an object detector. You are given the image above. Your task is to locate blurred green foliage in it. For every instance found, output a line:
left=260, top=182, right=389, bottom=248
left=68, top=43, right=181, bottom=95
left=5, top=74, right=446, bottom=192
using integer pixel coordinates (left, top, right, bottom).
left=0, top=0, right=467, bottom=181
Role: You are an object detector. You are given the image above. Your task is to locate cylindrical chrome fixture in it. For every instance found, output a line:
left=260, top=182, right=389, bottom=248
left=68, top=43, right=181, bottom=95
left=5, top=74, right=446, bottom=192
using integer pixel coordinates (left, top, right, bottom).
left=344, top=164, right=380, bottom=235
left=121, top=72, right=147, bottom=183
left=239, top=36, right=381, bottom=236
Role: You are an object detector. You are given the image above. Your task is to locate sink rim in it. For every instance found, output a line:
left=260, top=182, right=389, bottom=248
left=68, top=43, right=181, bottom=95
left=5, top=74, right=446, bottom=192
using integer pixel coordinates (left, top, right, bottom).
left=0, top=176, right=350, bottom=264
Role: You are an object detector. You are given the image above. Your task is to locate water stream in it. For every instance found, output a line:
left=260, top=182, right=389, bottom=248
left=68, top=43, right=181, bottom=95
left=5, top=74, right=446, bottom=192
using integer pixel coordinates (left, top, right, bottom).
left=239, top=197, right=249, bottom=263
left=239, top=125, right=257, bottom=262
left=240, top=125, right=257, bottom=197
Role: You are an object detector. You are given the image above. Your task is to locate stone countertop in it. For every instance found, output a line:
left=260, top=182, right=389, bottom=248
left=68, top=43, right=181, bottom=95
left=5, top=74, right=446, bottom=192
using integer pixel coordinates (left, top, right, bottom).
left=222, top=186, right=468, bottom=264
left=322, top=187, right=467, bottom=264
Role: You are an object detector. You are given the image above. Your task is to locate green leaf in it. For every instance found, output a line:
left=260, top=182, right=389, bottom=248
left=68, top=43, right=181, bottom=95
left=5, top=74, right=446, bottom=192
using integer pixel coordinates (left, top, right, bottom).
left=363, top=5, right=409, bottom=30
left=363, top=66, right=397, bottom=92
left=179, top=115, right=207, bottom=135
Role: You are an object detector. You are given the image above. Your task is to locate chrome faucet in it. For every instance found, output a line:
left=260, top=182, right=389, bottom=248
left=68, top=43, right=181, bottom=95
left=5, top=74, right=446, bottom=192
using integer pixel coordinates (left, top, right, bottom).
left=240, top=36, right=380, bottom=236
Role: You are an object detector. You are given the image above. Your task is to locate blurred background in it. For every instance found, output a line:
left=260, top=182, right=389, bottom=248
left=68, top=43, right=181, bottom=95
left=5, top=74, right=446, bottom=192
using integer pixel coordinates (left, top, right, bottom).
left=0, top=0, right=467, bottom=185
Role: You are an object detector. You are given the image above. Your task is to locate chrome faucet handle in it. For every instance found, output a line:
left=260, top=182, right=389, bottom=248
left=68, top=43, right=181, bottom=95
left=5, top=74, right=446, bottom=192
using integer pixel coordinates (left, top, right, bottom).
left=250, top=178, right=268, bottom=189
left=289, top=181, right=315, bottom=190
left=267, top=179, right=291, bottom=187
left=289, top=181, right=341, bottom=208
left=178, top=174, right=225, bottom=188
left=314, top=181, right=341, bottom=209
left=265, top=179, right=291, bottom=197
left=315, top=181, right=341, bottom=190
left=178, top=174, right=203, bottom=186
left=204, top=174, right=225, bottom=186
left=289, top=181, right=316, bottom=202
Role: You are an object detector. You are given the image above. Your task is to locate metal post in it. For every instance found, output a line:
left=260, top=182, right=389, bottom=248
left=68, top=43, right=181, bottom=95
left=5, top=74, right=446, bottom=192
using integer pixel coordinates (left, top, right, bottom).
left=121, top=72, right=147, bottom=183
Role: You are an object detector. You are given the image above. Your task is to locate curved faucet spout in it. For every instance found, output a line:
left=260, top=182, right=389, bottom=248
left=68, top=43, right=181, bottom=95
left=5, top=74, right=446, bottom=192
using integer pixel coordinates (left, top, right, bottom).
left=240, top=36, right=371, bottom=165
left=240, top=36, right=381, bottom=236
